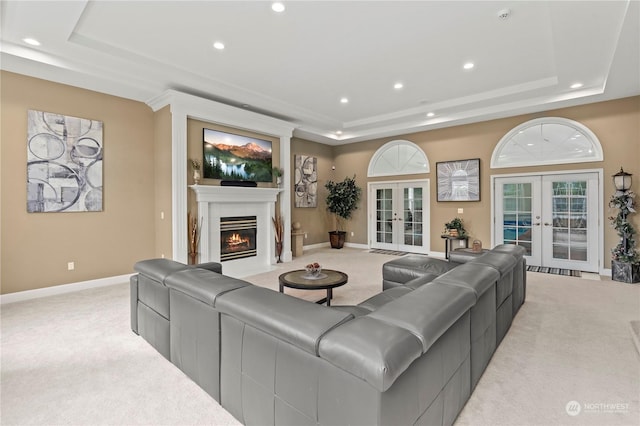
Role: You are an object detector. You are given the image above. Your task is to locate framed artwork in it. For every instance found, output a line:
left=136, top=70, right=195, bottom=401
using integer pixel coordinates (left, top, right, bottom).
left=294, top=155, right=317, bottom=208
left=27, top=110, right=103, bottom=212
left=436, top=158, right=480, bottom=202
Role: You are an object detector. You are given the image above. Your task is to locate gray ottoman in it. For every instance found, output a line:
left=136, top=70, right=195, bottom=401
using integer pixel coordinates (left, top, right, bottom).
left=382, top=255, right=454, bottom=290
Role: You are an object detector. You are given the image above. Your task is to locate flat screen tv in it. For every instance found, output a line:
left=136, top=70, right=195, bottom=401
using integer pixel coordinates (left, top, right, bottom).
left=202, top=128, right=273, bottom=182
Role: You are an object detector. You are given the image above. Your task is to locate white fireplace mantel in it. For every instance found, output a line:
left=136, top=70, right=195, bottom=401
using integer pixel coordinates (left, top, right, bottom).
left=190, top=185, right=283, bottom=277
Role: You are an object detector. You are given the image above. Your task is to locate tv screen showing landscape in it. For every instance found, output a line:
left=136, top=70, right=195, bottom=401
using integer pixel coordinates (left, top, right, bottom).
left=203, top=129, right=273, bottom=182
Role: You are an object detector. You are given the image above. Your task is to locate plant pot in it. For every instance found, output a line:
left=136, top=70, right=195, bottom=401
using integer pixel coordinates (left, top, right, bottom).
left=611, top=260, right=640, bottom=283
left=329, top=231, right=346, bottom=249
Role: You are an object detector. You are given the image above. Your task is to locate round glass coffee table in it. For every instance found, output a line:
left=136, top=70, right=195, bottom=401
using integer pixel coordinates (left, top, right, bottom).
left=278, top=269, right=348, bottom=306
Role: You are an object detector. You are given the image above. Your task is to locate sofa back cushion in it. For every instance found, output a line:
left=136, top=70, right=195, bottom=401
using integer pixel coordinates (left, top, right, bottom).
left=368, top=282, right=475, bottom=353
left=165, top=268, right=250, bottom=306
left=318, top=316, right=423, bottom=392
left=216, top=286, right=353, bottom=355
left=432, top=263, right=499, bottom=300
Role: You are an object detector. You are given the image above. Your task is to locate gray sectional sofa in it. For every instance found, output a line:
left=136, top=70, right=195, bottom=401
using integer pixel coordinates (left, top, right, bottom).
left=130, top=244, right=525, bottom=425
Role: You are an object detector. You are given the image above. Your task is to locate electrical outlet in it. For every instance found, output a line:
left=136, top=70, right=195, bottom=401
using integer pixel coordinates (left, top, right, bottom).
left=160, top=211, right=165, bottom=220
left=457, top=208, right=464, bottom=214
left=304, top=233, right=308, bottom=239
left=67, top=262, right=75, bottom=271
left=350, top=231, right=354, bottom=237
left=161, top=254, right=165, bottom=259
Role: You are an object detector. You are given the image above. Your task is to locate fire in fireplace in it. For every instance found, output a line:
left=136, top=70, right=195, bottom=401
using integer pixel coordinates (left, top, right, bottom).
left=220, top=216, right=257, bottom=261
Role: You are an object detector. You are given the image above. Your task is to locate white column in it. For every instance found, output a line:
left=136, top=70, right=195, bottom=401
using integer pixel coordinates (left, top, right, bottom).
left=171, top=107, right=188, bottom=263
left=280, top=134, right=293, bottom=262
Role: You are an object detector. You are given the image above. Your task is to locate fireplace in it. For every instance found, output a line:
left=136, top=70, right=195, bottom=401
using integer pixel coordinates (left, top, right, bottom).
left=220, top=216, right=257, bottom=262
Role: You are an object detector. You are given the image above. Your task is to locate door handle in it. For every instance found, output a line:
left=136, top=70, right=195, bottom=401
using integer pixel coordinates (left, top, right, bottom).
left=533, top=222, right=541, bottom=226
left=544, top=222, right=551, bottom=226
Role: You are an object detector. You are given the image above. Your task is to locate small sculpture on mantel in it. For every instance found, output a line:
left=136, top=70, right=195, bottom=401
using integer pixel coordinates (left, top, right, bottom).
left=190, top=159, right=202, bottom=185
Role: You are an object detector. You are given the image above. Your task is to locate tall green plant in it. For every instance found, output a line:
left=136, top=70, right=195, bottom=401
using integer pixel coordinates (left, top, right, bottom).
left=325, top=175, right=362, bottom=231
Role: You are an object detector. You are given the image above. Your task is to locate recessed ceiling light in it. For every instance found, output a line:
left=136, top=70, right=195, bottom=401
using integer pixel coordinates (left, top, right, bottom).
left=336, top=130, right=343, bottom=135
left=213, top=41, right=225, bottom=50
left=340, top=97, right=349, bottom=104
left=570, top=82, right=583, bottom=89
left=394, top=82, right=404, bottom=90
left=426, top=112, right=435, bottom=117
left=463, top=62, right=475, bottom=70
left=23, top=38, right=40, bottom=46
left=272, top=2, right=285, bottom=12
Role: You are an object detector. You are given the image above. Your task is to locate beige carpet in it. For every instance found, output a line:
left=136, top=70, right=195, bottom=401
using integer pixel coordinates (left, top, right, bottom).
left=1, top=247, right=639, bottom=425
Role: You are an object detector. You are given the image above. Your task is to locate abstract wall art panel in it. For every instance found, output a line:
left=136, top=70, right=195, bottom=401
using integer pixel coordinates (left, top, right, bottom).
left=27, top=110, right=103, bottom=212
left=294, top=155, right=317, bottom=208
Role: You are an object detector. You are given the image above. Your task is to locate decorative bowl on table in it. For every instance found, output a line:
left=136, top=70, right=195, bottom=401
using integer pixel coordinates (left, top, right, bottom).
left=305, top=262, right=322, bottom=277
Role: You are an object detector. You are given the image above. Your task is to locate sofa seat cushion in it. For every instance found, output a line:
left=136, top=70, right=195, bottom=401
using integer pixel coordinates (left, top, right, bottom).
left=216, top=286, right=353, bottom=355
left=368, top=282, right=475, bottom=353
left=165, top=268, right=251, bottom=306
left=318, top=316, right=423, bottom=392
left=358, top=287, right=412, bottom=311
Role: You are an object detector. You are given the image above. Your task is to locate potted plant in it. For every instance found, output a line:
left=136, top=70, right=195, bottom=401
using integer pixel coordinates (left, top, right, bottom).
left=609, top=190, right=640, bottom=283
left=272, top=167, right=283, bottom=186
left=444, top=217, right=466, bottom=237
left=325, top=175, right=361, bottom=249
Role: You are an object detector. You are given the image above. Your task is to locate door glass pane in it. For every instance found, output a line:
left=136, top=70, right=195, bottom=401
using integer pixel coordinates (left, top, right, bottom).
left=402, top=187, right=423, bottom=247
left=502, top=182, right=532, bottom=249
left=551, top=180, right=589, bottom=262
left=376, top=189, right=393, bottom=244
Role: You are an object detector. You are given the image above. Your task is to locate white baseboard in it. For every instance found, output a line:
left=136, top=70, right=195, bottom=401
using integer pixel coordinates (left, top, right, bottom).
left=1, top=274, right=133, bottom=305
left=344, top=242, right=369, bottom=250
left=303, top=242, right=331, bottom=251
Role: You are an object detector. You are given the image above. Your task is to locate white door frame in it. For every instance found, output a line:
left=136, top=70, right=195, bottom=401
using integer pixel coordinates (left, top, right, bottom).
left=367, top=179, right=430, bottom=253
left=491, top=168, right=604, bottom=273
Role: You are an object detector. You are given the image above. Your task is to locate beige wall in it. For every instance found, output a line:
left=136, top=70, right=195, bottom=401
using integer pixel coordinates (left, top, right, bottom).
left=1, top=70, right=637, bottom=295
left=1, top=71, right=156, bottom=294
left=329, top=96, right=639, bottom=268
left=290, top=138, right=335, bottom=245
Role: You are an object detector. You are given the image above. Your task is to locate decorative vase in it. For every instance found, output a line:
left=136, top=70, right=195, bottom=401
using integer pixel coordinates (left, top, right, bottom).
left=188, top=252, right=198, bottom=265
left=193, top=169, right=201, bottom=185
left=275, top=241, right=283, bottom=263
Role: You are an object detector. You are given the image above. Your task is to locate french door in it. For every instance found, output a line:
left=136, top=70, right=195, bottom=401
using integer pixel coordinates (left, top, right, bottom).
left=494, top=172, right=599, bottom=272
left=369, top=180, right=429, bottom=253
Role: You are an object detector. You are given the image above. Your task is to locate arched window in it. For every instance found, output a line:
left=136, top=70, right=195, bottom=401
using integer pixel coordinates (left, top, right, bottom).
left=491, top=117, right=603, bottom=168
left=367, top=140, right=430, bottom=177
